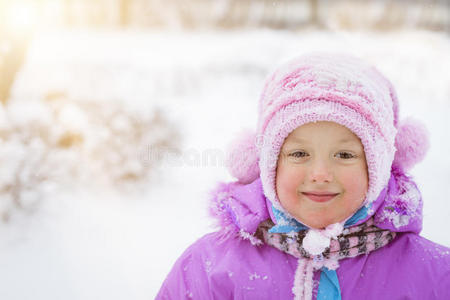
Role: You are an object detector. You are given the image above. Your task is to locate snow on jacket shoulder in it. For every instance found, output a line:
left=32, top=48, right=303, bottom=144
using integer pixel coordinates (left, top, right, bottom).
left=156, top=231, right=299, bottom=299
left=156, top=231, right=450, bottom=299
left=156, top=179, right=450, bottom=299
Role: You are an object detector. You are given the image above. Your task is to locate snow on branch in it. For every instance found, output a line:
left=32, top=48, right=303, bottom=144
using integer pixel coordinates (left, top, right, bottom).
left=0, top=94, right=179, bottom=222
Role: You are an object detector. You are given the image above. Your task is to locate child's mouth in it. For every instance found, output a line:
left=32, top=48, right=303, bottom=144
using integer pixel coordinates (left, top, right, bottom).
left=301, top=192, right=339, bottom=203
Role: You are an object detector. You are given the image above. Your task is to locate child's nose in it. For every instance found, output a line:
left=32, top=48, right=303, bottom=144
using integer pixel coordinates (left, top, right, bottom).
left=308, top=160, right=333, bottom=183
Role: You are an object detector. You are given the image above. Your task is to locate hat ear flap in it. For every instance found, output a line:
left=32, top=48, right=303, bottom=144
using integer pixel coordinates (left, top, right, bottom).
left=225, top=130, right=260, bottom=184
left=393, top=118, right=430, bottom=172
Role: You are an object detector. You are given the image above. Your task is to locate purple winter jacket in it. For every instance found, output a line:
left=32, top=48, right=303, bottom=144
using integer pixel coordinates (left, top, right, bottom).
left=156, top=176, right=450, bottom=299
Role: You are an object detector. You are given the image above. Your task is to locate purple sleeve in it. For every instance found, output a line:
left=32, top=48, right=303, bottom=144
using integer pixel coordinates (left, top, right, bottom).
left=433, top=255, right=450, bottom=299
left=155, top=237, right=213, bottom=300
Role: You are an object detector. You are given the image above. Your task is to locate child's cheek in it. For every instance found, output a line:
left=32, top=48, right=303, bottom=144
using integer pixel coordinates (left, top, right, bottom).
left=337, top=167, right=368, bottom=201
left=277, top=164, right=305, bottom=198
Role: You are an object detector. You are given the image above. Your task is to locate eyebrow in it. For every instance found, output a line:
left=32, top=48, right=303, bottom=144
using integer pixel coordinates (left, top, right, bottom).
left=286, top=137, right=307, bottom=143
left=337, top=138, right=360, bottom=144
left=286, top=137, right=360, bottom=145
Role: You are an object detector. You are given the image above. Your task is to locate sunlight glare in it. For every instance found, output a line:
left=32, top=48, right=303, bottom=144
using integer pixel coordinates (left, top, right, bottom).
left=6, top=1, right=39, bottom=34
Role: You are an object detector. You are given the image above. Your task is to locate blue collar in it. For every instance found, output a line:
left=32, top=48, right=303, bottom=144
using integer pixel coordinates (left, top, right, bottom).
left=268, top=203, right=371, bottom=233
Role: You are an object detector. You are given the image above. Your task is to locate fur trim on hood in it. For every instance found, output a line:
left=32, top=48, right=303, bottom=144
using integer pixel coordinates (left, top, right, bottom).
left=208, top=169, right=423, bottom=245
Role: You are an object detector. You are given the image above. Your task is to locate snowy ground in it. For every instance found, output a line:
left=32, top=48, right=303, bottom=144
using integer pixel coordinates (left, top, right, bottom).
left=0, top=28, right=449, bottom=300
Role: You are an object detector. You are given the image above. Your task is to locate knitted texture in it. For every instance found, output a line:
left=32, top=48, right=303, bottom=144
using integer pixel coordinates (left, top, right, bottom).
left=224, top=129, right=260, bottom=184
left=393, top=117, right=430, bottom=172
left=257, top=217, right=396, bottom=300
left=224, top=52, right=429, bottom=230
left=257, top=54, right=397, bottom=209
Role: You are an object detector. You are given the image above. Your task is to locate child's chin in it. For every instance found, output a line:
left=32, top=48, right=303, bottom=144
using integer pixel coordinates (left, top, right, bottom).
left=299, top=214, right=340, bottom=230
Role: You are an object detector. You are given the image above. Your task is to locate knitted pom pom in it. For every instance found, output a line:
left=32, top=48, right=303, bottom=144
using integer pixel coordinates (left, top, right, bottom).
left=393, top=118, right=430, bottom=172
left=225, top=129, right=260, bottom=184
left=303, top=229, right=330, bottom=256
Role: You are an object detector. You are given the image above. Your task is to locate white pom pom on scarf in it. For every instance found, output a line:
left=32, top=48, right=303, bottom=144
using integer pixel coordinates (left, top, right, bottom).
left=303, top=223, right=344, bottom=256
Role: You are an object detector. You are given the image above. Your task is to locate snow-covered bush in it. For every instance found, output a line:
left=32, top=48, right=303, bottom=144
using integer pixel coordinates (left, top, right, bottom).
left=0, top=94, right=179, bottom=221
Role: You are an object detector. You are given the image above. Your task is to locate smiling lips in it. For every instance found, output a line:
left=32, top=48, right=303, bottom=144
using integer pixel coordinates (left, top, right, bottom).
left=301, top=191, right=339, bottom=203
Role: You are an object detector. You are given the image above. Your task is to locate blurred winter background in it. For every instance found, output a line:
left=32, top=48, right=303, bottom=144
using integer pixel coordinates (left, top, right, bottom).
left=0, top=0, right=449, bottom=299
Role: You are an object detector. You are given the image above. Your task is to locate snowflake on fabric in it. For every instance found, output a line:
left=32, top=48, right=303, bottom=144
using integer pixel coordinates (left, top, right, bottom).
left=381, top=172, right=421, bottom=228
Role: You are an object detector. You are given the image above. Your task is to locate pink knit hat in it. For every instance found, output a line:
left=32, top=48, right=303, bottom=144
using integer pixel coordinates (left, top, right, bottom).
left=226, top=53, right=429, bottom=215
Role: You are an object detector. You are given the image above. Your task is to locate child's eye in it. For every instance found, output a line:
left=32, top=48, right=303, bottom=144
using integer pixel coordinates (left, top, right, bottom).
left=336, top=152, right=355, bottom=159
left=289, top=151, right=308, bottom=158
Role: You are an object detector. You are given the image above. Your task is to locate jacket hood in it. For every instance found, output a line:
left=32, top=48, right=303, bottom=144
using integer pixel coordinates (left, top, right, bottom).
left=209, top=166, right=423, bottom=244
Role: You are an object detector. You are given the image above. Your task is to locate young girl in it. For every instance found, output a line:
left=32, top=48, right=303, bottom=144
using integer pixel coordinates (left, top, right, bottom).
left=156, top=53, right=450, bottom=299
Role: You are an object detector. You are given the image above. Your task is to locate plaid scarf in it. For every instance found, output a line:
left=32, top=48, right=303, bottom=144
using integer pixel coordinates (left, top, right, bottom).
left=256, top=218, right=396, bottom=300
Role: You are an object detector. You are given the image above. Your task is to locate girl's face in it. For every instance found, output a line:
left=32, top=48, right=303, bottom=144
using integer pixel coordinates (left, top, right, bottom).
left=276, top=121, right=368, bottom=229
